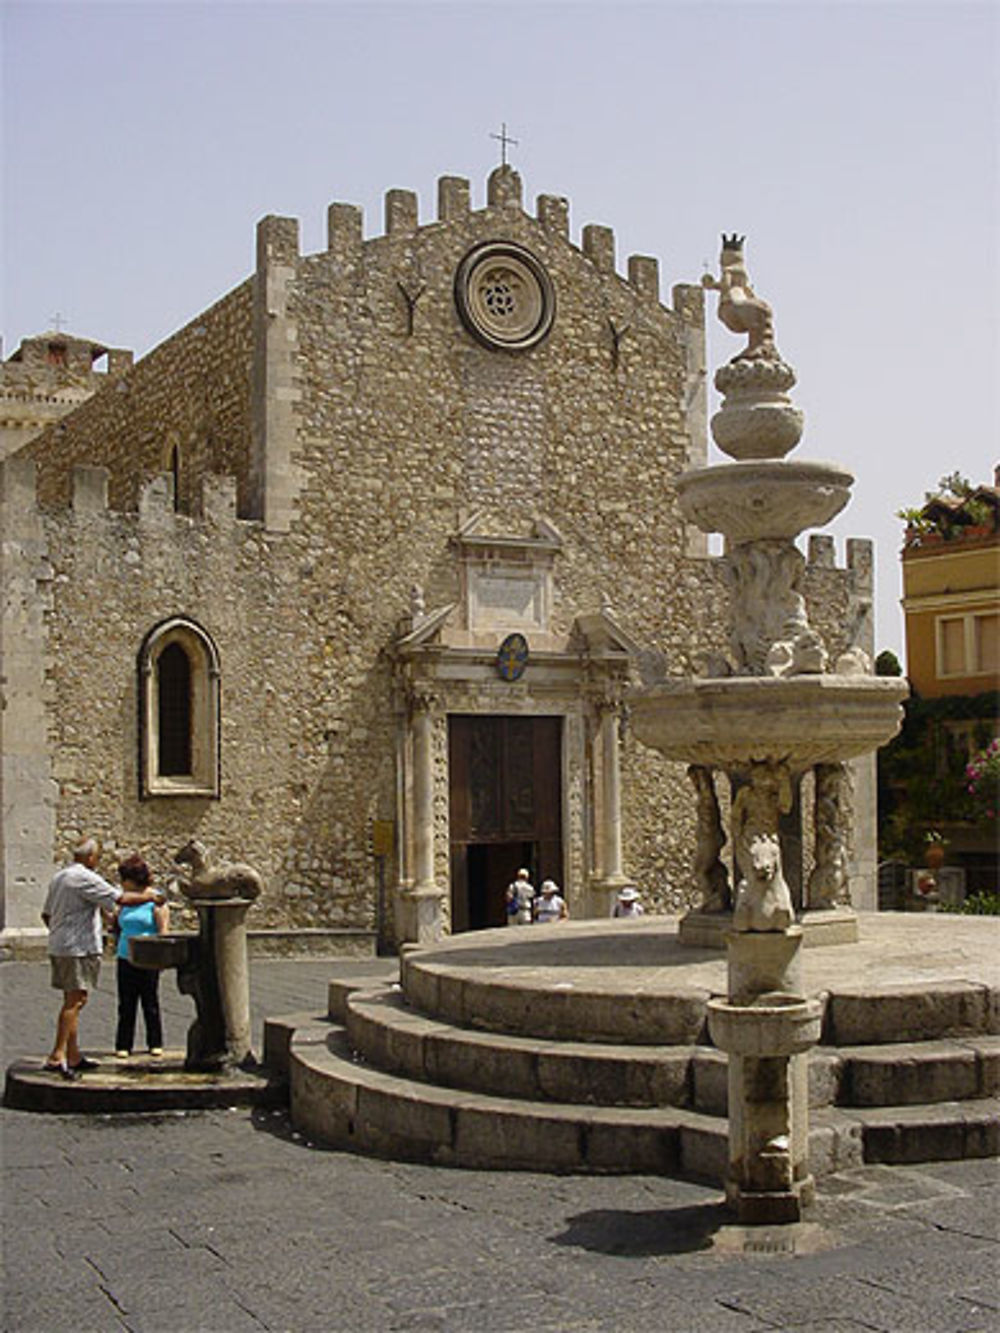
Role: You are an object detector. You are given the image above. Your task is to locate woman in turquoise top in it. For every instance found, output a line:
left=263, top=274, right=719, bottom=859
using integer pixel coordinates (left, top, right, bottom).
left=114, top=855, right=169, bottom=1057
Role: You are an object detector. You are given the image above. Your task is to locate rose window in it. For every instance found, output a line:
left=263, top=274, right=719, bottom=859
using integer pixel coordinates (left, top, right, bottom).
left=455, top=243, right=555, bottom=351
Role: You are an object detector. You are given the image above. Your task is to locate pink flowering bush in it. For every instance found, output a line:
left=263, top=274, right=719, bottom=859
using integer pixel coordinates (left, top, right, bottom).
left=965, top=738, right=1000, bottom=823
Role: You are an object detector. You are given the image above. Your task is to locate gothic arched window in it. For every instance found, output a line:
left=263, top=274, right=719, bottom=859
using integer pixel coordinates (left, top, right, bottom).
left=139, top=618, right=220, bottom=797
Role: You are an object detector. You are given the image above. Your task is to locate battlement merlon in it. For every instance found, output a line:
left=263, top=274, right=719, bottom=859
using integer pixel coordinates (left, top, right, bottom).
left=1, top=458, right=246, bottom=531
left=256, top=214, right=300, bottom=269
left=311, top=172, right=692, bottom=306
left=438, top=176, right=471, bottom=222
left=805, top=534, right=874, bottom=583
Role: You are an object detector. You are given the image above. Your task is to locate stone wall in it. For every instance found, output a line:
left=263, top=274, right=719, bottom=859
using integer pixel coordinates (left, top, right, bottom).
left=21, top=285, right=253, bottom=514
left=1, top=167, right=876, bottom=939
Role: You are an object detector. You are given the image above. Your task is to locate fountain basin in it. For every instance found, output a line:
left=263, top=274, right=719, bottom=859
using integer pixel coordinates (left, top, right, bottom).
left=630, top=674, right=908, bottom=770
left=707, top=992, right=822, bottom=1056
left=129, top=933, right=192, bottom=971
left=676, top=459, right=853, bottom=543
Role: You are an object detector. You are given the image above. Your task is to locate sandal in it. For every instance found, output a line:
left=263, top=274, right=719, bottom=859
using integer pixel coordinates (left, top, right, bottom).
left=43, top=1062, right=80, bottom=1081
left=70, top=1057, right=100, bottom=1072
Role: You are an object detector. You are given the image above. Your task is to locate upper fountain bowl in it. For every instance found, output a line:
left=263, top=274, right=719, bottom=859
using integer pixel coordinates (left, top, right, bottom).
left=629, top=673, right=908, bottom=771
left=677, top=459, right=853, bottom=544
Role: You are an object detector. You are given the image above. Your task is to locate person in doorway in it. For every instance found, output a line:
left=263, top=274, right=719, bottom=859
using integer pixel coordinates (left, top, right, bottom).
left=506, top=868, right=535, bottom=925
left=114, top=855, right=169, bottom=1058
left=534, top=880, right=568, bottom=923
left=42, top=838, right=163, bottom=1080
left=612, top=886, right=644, bottom=918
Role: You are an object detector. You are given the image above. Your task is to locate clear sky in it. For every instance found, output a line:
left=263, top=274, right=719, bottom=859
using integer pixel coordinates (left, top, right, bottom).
left=3, top=0, right=998, bottom=659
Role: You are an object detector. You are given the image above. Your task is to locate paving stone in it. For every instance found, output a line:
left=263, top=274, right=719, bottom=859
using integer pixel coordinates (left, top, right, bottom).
left=3, top=959, right=998, bottom=1333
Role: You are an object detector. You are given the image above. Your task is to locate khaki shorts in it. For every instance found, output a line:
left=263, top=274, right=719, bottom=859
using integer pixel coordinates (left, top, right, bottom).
left=50, top=954, right=101, bottom=993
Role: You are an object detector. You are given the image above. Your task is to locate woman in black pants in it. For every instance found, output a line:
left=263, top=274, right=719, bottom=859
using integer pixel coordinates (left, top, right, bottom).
left=113, top=855, right=169, bottom=1057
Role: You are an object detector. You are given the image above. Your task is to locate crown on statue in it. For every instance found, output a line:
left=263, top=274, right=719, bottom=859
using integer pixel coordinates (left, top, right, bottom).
left=721, top=233, right=746, bottom=252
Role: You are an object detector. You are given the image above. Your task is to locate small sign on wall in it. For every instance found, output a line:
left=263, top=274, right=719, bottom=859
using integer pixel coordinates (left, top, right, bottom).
left=371, top=820, right=395, bottom=857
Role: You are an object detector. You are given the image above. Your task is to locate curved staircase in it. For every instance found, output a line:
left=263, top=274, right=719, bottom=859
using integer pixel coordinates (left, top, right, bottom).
left=266, top=916, right=999, bottom=1182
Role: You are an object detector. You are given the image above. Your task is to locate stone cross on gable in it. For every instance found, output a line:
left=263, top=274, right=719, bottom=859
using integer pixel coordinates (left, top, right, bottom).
left=490, top=122, right=518, bottom=167
left=50, top=311, right=68, bottom=332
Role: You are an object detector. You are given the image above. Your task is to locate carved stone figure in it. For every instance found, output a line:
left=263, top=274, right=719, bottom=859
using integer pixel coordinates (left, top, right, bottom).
left=834, top=645, right=872, bottom=678
left=687, top=765, right=731, bottom=910
left=733, top=832, right=794, bottom=932
left=731, top=762, right=794, bottom=931
left=807, top=762, right=853, bottom=909
left=724, top=542, right=811, bottom=675
left=173, top=839, right=264, bottom=902
left=702, top=235, right=777, bottom=363
left=765, top=626, right=828, bottom=679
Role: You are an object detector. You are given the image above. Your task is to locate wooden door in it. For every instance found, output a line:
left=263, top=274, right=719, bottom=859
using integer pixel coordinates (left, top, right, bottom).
left=448, top=716, right=563, bottom=931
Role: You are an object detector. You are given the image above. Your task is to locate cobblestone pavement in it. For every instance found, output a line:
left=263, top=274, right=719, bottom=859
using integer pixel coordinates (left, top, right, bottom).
left=3, top=960, right=998, bottom=1333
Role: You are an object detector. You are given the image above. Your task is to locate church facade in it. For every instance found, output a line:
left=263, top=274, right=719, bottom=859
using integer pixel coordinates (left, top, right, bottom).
left=1, top=166, right=874, bottom=952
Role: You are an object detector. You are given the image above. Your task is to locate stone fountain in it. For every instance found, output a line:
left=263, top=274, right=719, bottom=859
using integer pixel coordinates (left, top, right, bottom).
left=630, top=235, right=908, bottom=1223
left=129, top=840, right=261, bottom=1072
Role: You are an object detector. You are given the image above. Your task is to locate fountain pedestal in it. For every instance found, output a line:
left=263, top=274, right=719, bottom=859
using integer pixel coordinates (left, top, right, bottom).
left=129, top=897, right=255, bottom=1071
left=708, top=927, right=821, bottom=1224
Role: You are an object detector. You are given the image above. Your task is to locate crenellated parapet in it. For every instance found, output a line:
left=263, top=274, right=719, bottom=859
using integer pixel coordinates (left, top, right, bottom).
left=2, top=455, right=255, bottom=537
left=297, top=166, right=687, bottom=311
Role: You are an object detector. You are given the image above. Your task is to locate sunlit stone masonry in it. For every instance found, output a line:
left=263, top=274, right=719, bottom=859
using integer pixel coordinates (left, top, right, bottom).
left=2, top=176, right=877, bottom=955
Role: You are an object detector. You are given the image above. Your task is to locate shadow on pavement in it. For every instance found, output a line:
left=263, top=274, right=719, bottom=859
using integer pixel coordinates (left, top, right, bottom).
left=551, top=1200, right=729, bottom=1256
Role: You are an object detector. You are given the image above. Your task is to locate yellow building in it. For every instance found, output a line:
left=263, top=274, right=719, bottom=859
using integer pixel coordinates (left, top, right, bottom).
left=902, top=478, right=999, bottom=698
left=895, top=474, right=999, bottom=896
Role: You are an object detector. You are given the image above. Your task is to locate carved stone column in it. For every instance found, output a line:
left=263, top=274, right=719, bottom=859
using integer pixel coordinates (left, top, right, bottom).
left=802, top=760, right=858, bottom=944
left=590, top=695, right=631, bottom=916
left=398, top=689, right=444, bottom=945
left=412, top=692, right=436, bottom=891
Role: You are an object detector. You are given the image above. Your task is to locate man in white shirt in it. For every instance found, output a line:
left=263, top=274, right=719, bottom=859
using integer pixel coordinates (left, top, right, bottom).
left=505, top=868, right=535, bottom=925
left=42, top=838, right=161, bottom=1079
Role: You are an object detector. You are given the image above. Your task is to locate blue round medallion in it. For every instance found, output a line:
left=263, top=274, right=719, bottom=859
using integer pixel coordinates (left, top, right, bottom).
left=497, top=633, right=529, bottom=682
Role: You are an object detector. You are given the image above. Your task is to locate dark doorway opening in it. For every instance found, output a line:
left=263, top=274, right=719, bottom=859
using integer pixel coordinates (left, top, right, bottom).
left=449, top=715, right=563, bottom=933
left=464, top=841, right=536, bottom=931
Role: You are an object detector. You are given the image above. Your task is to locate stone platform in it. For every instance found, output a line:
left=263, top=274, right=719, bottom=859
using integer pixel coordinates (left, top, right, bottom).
left=3, top=1050, right=281, bottom=1114
left=275, top=913, right=999, bottom=1180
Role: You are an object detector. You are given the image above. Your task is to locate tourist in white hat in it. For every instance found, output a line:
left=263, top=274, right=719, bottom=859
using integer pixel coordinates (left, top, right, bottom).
left=611, top=886, right=644, bottom=919
left=533, top=880, right=568, bottom=923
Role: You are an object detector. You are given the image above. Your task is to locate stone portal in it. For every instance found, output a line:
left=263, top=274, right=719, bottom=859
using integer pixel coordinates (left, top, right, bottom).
left=391, top=515, right=640, bottom=945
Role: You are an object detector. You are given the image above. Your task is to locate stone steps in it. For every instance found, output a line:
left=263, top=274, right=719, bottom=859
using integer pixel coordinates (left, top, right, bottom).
left=399, top=949, right=712, bottom=1045
left=397, top=942, right=998, bottom=1049
left=836, top=1036, right=1000, bottom=1106
left=276, top=920, right=1000, bottom=1182
left=338, top=987, right=1000, bottom=1114
left=344, top=987, right=693, bottom=1108
left=285, top=1018, right=999, bottom=1176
